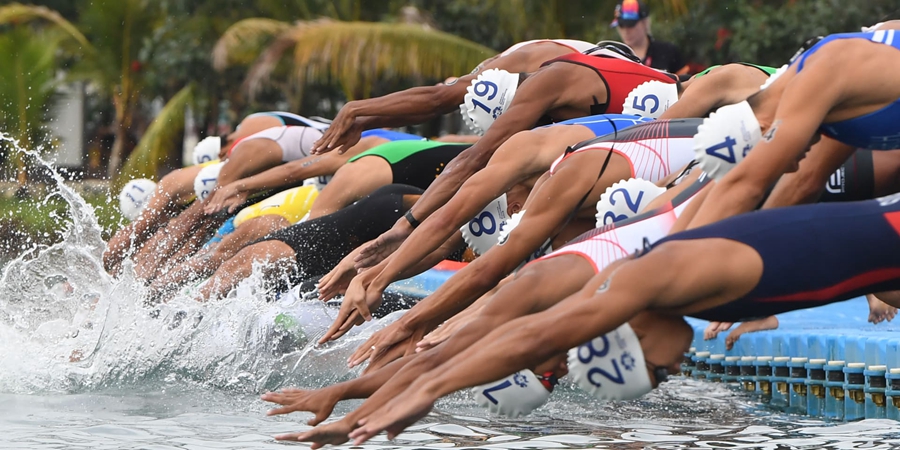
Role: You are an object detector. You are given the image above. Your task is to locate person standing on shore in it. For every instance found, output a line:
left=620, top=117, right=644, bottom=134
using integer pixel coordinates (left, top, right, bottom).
left=612, top=0, right=687, bottom=75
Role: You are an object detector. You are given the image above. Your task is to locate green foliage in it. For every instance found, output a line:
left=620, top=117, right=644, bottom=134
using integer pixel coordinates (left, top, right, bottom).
left=0, top=27, right=62, bottom=150
left=117, top=85, right=194, bottom=189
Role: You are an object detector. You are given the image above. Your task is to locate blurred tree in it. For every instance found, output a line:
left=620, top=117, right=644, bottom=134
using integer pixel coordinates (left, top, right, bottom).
left=0, top=26, right=64, bottom=185
left=214, top=18, right=493, bottom=103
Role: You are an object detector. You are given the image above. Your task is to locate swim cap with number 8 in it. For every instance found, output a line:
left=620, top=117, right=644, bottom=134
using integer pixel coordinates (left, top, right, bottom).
left=567, top=323, right=653, bottom=400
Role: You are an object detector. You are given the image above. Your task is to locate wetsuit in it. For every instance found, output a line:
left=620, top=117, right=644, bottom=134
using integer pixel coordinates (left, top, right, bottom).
left=651, top=193, right=900, bottom=322
left=261, top=184, right=424, bottom=279
left=246, top=112, right=331, bottom=130
left=793, top=31, right=900, bottom=150
left=551, top=119, right=702, bottom=181
left=359, top=129, right=424, bottom=141
left=693, top=63, right=777, bottom=78
left=819, top=150, right=876, bottom=202
left=548, top=114, right=653, bottom=136
left=348, top=141, right=470, bottom=190
left=541, top=53, right=677, bottom=115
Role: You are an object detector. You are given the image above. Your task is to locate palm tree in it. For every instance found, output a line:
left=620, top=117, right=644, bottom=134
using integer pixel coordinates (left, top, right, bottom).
left=116, top=85, right=193, bottom=190
left=213, top=18, right=494, bottom=104
left=0, top=26, right=66, bottom=185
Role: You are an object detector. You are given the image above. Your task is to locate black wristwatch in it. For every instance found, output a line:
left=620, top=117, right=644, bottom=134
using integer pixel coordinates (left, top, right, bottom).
left=404, top=209, right=420, bottom=228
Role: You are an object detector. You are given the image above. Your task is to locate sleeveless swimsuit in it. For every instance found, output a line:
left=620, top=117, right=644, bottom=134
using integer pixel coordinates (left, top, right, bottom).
left=794, top=31, right=900, bottom=150
left=348, top=141, right=470, bottom=191
left=651, top=193, right=900, bottom=322
left=541, top=53, right=677, bottom=115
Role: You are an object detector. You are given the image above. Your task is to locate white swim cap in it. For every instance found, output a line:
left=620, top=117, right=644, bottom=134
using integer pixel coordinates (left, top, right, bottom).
left=622, top=81, right=678, bottom=118
left=568, top=323, right=653, bottom=400
left=194, top=161, right=225, bottom=201
left=460, top=194, right=510, bottom=256
left=119, top=178, right=157, bottom=221
left=192, top=135, right=222, bottom=165
left=693, top=101, right=761, bottom=180
left=473, top=369, right=551, bottom=418
left=595, top=178, right=666, bottom=228
left=460, top=69, right=519, bottom=136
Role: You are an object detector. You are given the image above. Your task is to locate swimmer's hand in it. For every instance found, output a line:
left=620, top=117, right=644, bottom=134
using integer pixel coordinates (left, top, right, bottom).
left=318, top=248, right=363, bottom=301
left=261, top=387, right=341, bottom=425
left=318, top=274, right=383, bottom=344
left=348, top=387, right=436, bottom=445
left=354, top=221, right=413, bottom=270
left=312, top=106, right=363, bottom=155
left=416, top=306, right=481, bottom=353
left=348, top=320, right=419, bottom=369
left=203, top=183, right=247, bottom=215
left=276, top=416, right=357, bottom=449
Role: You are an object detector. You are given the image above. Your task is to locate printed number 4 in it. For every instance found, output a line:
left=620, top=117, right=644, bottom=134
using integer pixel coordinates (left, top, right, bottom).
left=631, top=94, right=660, bottom=114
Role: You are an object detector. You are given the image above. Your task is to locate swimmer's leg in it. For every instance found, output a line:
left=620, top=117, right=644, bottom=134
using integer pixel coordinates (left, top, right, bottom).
left=217, top=138, right=284, bottom=187
left=308, top=156, right=393, bottom=219
left=196, top=240, right=297, bottom=301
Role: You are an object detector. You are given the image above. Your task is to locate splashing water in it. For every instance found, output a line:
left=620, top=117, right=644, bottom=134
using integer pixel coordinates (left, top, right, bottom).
left=0, top=133, right=386, bottom=395
left=4, top=134, right=900, bottom=449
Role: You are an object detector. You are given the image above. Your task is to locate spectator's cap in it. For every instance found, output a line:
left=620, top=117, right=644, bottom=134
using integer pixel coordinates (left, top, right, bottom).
left=611, top=0, right=649, bottom=28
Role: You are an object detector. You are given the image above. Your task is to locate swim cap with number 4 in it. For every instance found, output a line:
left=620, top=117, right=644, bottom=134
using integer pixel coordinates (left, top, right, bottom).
left=473, top=369, right=551, bottom=418
left=567, top=323, right=653, bottom=400
left=596, top=178, right=665, bottom=227
left=693, top=101, right=761, bottom=180
left=460, top=69, right=519, bottom=136
left=622, top=81, right=678, bottom=118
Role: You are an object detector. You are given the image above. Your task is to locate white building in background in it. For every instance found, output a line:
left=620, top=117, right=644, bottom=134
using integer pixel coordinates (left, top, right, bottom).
left=47, top=82, right=84, bottom=169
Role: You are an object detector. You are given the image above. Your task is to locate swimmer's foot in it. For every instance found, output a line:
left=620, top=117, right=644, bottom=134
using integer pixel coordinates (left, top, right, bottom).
left=725, top=316, right=779, bottom=350
left=867, top=293, right=898, bottom=324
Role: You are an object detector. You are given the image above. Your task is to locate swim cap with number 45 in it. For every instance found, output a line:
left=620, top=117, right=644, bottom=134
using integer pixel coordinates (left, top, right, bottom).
left=460, top=69, right=519, bottom=136
left=622, top=81, right=678, bottom=118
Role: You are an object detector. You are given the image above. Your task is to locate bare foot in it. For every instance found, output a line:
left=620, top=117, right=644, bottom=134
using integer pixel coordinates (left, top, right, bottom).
left=725, top=316, right=779, bottom=350
left=867, top=293, right=898, bottom=324
left=703, top=321, right=733, bottom=340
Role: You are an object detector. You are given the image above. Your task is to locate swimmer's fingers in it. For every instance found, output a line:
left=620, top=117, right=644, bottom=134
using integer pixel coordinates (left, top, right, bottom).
left=319, top=305, right=356, bottom=344
left=331, top=311, right=365, bottom=343
left=365, top=338, right=408, bottom=374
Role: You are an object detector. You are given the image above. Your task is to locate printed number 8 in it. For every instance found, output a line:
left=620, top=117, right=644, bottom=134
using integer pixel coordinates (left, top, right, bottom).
left=468, top=211, right=496, bottom=237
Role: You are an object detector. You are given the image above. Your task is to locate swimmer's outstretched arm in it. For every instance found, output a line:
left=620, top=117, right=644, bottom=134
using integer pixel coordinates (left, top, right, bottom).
left=687, top=51, right=843, bottom=228
left=350, top=236, right=758, bottom=443
left=762, top=137, right=855, bottom=208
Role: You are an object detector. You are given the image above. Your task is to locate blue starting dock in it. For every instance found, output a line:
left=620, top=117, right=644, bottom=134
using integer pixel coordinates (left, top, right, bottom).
left=390, top=268, right=900, bottom=421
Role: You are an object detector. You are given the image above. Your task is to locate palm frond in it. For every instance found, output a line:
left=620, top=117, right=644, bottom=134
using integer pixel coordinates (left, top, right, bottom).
left=0, top=3, right=94, bottom=54
left=116, top=85, right=194, bottom=189
left=212, top=18, right=292, bottom=70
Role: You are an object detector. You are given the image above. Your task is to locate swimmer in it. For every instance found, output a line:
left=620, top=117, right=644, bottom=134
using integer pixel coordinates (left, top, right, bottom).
left=313, top=39, right=600, bottom=153
left=343, top=44, right=677, bottom=267
left=344, top=188, right=900, bottom=446
left=262, top=171, right=705, bottom=447
left=149, top=141, right=471, bottom=297
left=329, top=119, right=701, bottom=362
